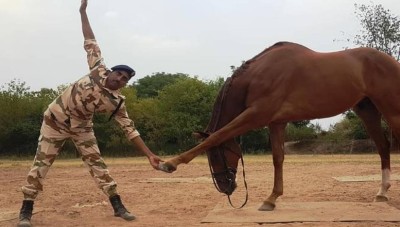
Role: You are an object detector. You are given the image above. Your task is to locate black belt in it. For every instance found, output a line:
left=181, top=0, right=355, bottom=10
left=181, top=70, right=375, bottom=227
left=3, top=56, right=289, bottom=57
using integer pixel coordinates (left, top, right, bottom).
left=108, top=99, right=124, bottom=121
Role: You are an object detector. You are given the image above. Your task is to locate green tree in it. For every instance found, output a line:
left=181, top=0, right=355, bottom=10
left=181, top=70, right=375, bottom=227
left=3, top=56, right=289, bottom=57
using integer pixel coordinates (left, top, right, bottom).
left=354, top=3, right=400, bottom=60
left=285, top=123, right=316, bottom=141
left=130, top=97, right=162, bottom=150
left=341, top=111, right=368, bottom=139
left=133, top=72, right=189, bottom=98
left=155, top=77, right=218, bottom=154
left=291, top=120, right=311, bottom=128
left=0, top=80, right=41, bottom=156
left=240, top=128, right=270, bottom=154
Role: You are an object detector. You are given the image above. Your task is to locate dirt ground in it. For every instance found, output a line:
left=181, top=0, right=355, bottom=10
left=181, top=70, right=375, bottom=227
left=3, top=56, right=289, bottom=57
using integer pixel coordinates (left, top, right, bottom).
left=1, top=154, right=400, bottom=227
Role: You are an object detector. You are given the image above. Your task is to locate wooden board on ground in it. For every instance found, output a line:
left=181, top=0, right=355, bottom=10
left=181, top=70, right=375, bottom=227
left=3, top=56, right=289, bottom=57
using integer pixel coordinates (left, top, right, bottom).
left=139, top=177, right=212, bottom=183
left=202, top=201, right=400, bottom=223
left=333, top=174, right=400, bottom=182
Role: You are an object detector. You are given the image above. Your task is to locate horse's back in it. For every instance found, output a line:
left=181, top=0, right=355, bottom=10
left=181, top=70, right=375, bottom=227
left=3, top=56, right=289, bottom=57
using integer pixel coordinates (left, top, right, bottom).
left=239, top=42, right=400, bottom=123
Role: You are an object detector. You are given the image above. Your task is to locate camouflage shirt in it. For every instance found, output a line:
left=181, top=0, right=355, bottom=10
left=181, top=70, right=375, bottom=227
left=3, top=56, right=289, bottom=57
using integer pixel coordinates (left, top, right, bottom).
left=47, top=39, right=140, bottom=140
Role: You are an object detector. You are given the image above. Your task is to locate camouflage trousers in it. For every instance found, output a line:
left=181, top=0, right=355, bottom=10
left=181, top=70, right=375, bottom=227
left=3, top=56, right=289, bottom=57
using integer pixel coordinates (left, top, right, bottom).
left=21, top=110, right=118, bottom=200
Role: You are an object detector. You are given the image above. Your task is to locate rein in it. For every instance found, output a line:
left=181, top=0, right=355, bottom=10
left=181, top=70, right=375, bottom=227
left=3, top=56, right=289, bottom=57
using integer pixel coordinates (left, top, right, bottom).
left=206, top=76, right=249, bottom=209
left=228, top=155, right=248, bottom=209
left=207, top=146, right=249, bottom=209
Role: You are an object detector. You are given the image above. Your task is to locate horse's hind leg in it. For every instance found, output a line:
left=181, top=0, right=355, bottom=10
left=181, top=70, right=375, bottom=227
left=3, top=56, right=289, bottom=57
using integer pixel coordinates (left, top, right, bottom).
left=353, top=98, right=391, bottom=202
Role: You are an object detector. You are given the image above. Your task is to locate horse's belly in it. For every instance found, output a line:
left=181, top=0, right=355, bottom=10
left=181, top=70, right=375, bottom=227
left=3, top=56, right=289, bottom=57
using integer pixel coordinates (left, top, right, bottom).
left=270, top=90, right=363, bottom=122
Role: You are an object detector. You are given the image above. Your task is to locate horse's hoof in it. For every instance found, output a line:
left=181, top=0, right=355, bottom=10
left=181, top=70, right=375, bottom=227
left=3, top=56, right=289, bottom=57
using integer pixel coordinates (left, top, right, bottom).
left=374, top=195, right=389, bottom=202
left=258, top=202, right=275, bottom=211
left=158, top=162, right=176, bottom=173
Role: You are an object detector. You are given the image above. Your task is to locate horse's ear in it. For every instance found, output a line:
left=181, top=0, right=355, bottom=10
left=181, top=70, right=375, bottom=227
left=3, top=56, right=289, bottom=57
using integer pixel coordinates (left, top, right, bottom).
left=192, top=131, right=210, bottom=140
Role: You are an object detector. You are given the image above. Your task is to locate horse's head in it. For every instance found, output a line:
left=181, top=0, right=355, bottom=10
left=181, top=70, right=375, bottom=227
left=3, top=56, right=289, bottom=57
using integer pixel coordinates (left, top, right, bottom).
left=194, top=131, right=242, bottom=196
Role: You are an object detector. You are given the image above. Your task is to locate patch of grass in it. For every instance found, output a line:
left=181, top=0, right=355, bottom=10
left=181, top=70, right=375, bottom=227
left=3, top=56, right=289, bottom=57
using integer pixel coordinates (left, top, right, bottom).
left=0, top=160, right=31, bottom=168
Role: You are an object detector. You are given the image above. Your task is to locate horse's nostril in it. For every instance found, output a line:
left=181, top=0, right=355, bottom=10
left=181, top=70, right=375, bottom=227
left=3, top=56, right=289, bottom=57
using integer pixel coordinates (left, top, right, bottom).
left=225, top=190, right=233, bottom=196
left=224, top=181, right=237, bottom=196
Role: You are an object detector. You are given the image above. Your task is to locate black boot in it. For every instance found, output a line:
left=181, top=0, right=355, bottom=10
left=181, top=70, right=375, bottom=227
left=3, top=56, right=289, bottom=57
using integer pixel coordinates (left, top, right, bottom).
left=17, top=200, right=34, bottom=227
left=109, top=194, right=135, bottom=221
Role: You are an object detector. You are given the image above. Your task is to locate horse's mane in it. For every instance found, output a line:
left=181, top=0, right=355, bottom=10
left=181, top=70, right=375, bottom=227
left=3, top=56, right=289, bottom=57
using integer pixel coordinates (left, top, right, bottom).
left=205, top=42, right=292, bottom=133
left=232, top=41, right=290, bottom=78
left=205, top=77, right=232, bottom=133
left=250, top=41, right=289, bottom=62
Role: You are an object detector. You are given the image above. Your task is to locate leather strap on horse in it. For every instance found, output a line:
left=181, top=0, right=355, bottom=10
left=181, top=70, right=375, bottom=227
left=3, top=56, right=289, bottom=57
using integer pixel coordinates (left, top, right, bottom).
left=227, top=155, right=248, bottom=209
left=207, top=147, right=249, bottom=209
left=206, top=76, right=249, bottom=209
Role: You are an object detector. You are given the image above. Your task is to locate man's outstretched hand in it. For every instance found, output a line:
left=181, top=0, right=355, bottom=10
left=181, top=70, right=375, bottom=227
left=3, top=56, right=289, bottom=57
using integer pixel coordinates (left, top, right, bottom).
left=148, top=155, right=164, bottom=170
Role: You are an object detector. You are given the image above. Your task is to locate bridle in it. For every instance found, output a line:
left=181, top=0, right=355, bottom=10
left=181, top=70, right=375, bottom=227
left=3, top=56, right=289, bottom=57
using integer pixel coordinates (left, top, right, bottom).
left=207, top=144, right=248, bottom=209
left=205, top=76, right=248, bottom=208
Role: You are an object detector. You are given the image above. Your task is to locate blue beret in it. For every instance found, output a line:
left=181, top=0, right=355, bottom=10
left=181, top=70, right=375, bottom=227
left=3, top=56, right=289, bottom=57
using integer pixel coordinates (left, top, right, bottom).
left=111, top=65, right=136, bottom=78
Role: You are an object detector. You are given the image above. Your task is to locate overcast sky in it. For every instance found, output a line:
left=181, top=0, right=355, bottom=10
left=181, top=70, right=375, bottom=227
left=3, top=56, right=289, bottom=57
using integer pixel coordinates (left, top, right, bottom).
left=1, top=0, right=400, bottom=130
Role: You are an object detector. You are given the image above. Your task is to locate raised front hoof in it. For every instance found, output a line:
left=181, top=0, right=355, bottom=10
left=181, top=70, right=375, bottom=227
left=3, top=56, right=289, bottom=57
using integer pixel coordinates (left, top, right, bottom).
left=374, top=195, right=389, bottom=202
left=258, top=201, right=276, bottom=211
left=158, top=162, right=176, bottom=173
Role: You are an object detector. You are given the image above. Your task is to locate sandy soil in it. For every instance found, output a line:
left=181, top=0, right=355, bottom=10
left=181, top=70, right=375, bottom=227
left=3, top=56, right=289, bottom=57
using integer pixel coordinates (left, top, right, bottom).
left=1, top=154, right=400, bottom=227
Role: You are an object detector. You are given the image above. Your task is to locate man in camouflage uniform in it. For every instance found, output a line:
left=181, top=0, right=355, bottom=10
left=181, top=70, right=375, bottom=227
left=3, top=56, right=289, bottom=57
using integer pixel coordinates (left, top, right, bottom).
left=17, top=1, right=163, bottom=226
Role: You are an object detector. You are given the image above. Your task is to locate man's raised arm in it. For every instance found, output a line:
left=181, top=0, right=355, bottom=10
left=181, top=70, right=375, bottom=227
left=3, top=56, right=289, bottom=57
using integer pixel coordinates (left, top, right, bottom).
left=80, top=0, right=95, bottom=40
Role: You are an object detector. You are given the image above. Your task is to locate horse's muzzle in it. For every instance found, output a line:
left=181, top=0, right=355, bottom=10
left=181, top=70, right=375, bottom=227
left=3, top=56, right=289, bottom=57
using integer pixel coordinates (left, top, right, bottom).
left=213, top=168, right=237, bottom=195
left=223, top=181, right=237, bottom=196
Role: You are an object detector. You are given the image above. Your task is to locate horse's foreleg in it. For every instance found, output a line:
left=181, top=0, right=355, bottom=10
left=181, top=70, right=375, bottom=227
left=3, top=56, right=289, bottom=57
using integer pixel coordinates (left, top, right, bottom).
left=259, top=123, right=286, bottom=211
left=159, top=144, right=206, bottom=172
left=160, top=107, right=261, bottom=173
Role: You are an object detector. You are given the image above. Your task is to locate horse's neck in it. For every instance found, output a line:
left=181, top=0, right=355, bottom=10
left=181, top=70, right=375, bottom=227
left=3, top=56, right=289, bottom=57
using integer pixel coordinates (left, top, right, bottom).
left=206, top=77, right=234, bottom=132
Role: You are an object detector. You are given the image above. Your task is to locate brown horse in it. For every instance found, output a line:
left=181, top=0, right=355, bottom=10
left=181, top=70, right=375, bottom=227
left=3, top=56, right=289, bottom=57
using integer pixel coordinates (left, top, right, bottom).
left=159, top=41, right=400, bottom=211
